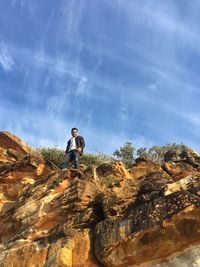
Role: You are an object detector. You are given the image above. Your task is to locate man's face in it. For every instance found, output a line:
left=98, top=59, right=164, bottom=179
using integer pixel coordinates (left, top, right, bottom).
left=71, top=129, right=78, bottom=137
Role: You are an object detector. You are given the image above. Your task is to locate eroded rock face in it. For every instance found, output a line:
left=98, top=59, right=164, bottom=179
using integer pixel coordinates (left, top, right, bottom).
left=0, top=132, right=58, bottom=219
left=164, top=147, right=200, bottom=167
left=0, top=132, right=200, bottom=267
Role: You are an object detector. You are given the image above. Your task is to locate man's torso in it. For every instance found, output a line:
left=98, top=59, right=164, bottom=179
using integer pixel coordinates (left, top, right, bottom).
left=68, top=137, right=77, bottom=152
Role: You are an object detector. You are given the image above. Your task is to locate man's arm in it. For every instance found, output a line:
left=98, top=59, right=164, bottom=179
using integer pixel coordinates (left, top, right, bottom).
left=65, top=140, right=70, bottom=155
left=81, top=136, right=85, bottom=148
left=76, top=136, right=85, bottom=153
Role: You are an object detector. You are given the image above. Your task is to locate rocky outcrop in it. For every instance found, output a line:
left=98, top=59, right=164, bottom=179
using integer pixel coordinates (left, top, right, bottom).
left=0, top=132, right=200, bottom=267
left=164, top=146, right=200, bottom=167
left=0, top=132, right=57, bottom=218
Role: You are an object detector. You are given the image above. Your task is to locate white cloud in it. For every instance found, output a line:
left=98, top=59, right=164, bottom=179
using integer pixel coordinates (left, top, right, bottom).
left=75, top=77, right=88, bottom=96
left=82, top=110, right=93, bottom=133
left=32, top=49, right=82, bottom=80
left=148, top=80, right=161, bottom=92
left=134, top=135, right=154, bottom=150
left=46, top=90, right=71, bottom=115
left=0, top=43, right=14, bottom=71
left=92, top=58, right=102, bottom=73
left=84, top=128, right=154, bottom=155
left=179, top=112, right=200, bottom=131
left=11, top=0, right=16, bottom=8
left=113, top=0, right=199, bottom=44
left=2, top=0, right=200, bottom=154
left=120, top=92, right=128, bottom=121
left=11, top=0, right=25, bottom=8
left=20, top=0, right=25, bottom=7
left=0, top=101, right=71, bottom=149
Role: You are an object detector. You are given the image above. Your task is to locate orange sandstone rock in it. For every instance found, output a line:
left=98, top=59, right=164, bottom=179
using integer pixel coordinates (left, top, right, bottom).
left=129, top=160, right=162, bottom=180
left=0, top=132, right=200, bottom=267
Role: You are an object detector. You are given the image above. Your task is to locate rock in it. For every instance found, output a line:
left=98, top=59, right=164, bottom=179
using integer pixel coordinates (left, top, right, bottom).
left=0, top=242, right=49, bottom=267
left=96, top=161, right=131, bottom=179
left=96, top=161, right=131, bottom=187
left=0, top=132, right=200, bottom=267
left=164, top=147, right=200, bottom=167
left=162, top=161, right=199, bottom=180
left=135, top=157, right=148, bottom=163
left=94, top=186, right=200, bottom=266
left=129, top=160, right=162, bottom=180
left=0, top=131, right=42, bottom=163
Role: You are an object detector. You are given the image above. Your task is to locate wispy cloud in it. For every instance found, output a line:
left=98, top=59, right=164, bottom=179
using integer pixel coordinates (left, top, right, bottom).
left=1, top=0, right=200, bottom=154
left=112, top=0, right=200, bottom=44
left=11, top=0, right=25, bottom=8
left=75, top=77, right=88, bottom=96
left=0, top=99, right=70, bottom=149
left=120, top=92, right=128, bottom=121
left=0, top=43, right=14, bottom=71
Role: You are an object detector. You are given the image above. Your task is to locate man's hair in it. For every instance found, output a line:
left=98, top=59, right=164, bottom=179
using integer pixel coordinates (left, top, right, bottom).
left=71, top=127, right=78, bottom=132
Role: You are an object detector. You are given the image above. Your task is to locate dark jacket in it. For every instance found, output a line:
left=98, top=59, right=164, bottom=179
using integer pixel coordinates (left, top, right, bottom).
left=65, top=135, right=85, bottom=155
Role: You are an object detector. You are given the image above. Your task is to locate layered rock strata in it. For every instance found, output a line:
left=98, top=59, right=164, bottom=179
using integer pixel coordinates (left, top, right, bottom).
left=0, top=132, right=200, bottom=267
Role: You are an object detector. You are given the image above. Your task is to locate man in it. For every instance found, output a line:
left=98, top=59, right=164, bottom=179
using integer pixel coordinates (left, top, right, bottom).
left=62, top=127, right=85, bottom=169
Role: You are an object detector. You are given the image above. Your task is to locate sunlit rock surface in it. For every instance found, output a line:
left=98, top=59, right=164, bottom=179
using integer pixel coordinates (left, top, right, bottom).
left=0, top=131, right=200, bottom=267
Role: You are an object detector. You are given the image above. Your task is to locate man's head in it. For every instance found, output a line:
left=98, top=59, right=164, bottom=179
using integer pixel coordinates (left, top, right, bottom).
left=71, top=127, right=78, bottom=137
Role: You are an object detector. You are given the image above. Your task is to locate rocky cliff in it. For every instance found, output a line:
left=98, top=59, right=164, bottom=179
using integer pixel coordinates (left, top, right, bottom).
left=0, top=131, right=200, bottom=267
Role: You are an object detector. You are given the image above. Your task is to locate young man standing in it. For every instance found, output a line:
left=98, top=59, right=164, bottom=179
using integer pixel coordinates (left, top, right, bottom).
left=62, top=127, right=85, bottom=169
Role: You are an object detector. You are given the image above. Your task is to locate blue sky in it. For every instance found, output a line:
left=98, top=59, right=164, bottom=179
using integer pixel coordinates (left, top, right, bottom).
left=1, top=0, right=200, bottom=154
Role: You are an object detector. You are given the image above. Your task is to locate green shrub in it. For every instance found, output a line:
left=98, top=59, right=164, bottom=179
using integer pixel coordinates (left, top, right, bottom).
left=37, top=142, right=192, bottom=169
left=81, top=152, right=112, bottom=166
left=37, top=147, right=112, bottom=168
left=113, top=142, right=135, bottom=168
left=37, top=147, right=65, bottom=168
left=136, top=143, right=188, bottom=163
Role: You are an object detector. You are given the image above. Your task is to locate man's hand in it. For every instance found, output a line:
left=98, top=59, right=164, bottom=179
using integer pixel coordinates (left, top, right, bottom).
left=76, top=148, right=82, bottom=153
left=64, top=152, right=68, bottom=157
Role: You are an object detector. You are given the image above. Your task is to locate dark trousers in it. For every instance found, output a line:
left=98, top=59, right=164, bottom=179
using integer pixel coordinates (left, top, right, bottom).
left=62, top=150, right=80, bottom=169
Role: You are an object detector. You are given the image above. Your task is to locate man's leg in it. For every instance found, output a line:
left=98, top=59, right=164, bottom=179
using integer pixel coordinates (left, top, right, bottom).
left=62, top=152, right=72, bottom=169
left=73, top=151, right=80, bottom=169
